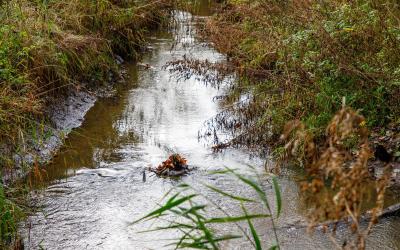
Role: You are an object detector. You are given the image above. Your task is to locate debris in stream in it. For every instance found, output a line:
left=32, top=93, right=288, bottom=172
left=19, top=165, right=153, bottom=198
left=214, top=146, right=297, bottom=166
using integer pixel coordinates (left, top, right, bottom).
left=138, top=62, right=153, bottom=70
left=150, top=154, right=190, bottom=177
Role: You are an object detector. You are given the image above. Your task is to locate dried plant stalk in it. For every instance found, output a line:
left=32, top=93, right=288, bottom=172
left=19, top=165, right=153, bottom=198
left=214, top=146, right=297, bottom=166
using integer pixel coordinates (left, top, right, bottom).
left=282, top=107, right=391, bottom=249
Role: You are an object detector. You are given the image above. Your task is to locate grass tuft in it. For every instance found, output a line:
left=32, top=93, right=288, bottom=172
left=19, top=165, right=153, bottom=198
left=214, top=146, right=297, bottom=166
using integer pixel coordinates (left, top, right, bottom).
left=133, top=168, right=281, bottom=249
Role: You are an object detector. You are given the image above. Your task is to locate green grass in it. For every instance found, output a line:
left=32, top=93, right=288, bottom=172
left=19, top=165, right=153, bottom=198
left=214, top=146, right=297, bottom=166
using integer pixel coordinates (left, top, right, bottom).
left=133, top=168, right=282, bottom=249
left=202, top=0, right=400, bottom=148
left=0, top=0, right=172, bottom=168
left=0, top=183, right=23, bottom=248
left=0, top=0, right=173, bottom=246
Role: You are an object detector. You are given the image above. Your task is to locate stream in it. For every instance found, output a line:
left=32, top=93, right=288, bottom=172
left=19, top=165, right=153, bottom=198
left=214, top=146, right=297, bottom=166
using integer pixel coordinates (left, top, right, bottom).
left=22, top=2, right=400, bottom=250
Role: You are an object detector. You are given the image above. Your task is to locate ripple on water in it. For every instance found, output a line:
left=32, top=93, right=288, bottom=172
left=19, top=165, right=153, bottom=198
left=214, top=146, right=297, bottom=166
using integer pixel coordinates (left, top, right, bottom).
left=21, top=6, right=400, bottom=250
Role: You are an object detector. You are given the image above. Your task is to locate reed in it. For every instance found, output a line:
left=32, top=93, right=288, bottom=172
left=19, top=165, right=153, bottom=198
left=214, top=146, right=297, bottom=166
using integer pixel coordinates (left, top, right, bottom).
left=133, top=168, right=282, bottom=249
left=0, top=0, right=173, bottom=246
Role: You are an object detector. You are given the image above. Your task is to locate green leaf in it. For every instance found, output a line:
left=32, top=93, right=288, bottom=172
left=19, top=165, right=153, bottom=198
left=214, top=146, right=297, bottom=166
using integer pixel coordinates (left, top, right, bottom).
left=132, top=194, right=197, bottom=224
left=208, top=169, right=232, bottom=175
left=138, top=223, right=197, bottom=233
left=228, top=169, right=270, bottom=209
left=205, top=214, right=270, bottom=224
left=205, top=184, right=256, bottom=203
left=242, top=204, right=262, bottom=250
left=178, top=235, right=241, bottom=249
left=272, top=176, right=282, bottom=218
left=190, top=211, right=218, bottom=250
left=269, top=245, right=278, bottom=250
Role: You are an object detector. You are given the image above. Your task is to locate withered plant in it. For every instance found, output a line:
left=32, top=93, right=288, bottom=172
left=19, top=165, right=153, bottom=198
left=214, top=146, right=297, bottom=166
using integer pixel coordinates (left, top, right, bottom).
left=282, top=107, right=391, bottom=249
left=192, top=0, right=400, bottom=154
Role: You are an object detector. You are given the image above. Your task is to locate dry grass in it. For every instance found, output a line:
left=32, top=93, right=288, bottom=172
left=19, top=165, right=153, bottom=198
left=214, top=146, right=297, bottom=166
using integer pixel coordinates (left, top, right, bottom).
left=282, top=107, right=391, bottom=249
left=0, top=0, right=172, bottom=168
left=0, top=0, right=172, bottom=245
left=197, top=0, right=400, bottom=151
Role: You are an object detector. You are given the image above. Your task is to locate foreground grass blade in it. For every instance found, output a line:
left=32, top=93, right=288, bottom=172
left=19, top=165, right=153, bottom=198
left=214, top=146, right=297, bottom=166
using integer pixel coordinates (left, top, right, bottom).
left=272, top=176, right=282, bottom=218
left=132, top=194, right=197, bottom=223
left=133, top=168, right=282, bottom=249
left=205, top=214, right=270, bottom=224
left=228, top=169, right=269, bottom=209
left=205, top=184, right=256, bottom=203
left=242, top=204, right=262, bottom=250
left=191, top=209, right=218, bottom=250
left=179, top=235, right=242, bottom=249
left=269, top=245, right=279, bottom=250
left=138, top=223, right=197, bottom=233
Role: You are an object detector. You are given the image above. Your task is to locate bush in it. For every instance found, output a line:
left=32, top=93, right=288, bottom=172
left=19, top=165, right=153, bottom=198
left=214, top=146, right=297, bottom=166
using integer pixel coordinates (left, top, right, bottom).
left=201, top=0, right=400, bottom=148
left=0, top=0, right=172, bottom=167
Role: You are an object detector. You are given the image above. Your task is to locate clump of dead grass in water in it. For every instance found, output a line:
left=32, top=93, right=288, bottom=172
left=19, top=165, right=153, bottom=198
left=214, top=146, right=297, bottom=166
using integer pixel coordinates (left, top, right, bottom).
left=166, top=56, right=234, bottom=87
left=282, top=107, right=392, bottom=249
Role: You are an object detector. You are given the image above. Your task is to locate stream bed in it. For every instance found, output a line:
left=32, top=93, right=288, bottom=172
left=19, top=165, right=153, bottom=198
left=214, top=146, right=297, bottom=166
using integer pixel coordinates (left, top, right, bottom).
left=21, top=3, right=400, bottom=250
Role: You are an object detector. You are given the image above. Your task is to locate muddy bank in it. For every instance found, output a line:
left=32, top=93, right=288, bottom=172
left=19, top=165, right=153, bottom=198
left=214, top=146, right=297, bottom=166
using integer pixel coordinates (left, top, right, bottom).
left=0, top=0, right=173, bottom=184
left=2, top=61, right=130, bottom=183
left=20, top=6, right=400, bottom=250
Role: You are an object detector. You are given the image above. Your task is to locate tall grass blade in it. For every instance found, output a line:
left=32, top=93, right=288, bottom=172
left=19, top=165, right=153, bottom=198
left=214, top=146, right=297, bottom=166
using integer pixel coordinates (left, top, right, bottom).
left=242, top=204, right=262, bottom=250
left=205, top=184, right=256, bottom=203
left=138, top=223, right=197, bottom=233
left=132, top=194, right=197, bottom=223
left=269, top=245, right=278, bottom=250
left=191, top=209, right=218, bottom=250
left=228, top=169, right=269, bottom=209
left=272, top=176, right=281, bottom=217
left=205, top=214, right=270, bottom=224
left=179, top=235, right=242, bottom=248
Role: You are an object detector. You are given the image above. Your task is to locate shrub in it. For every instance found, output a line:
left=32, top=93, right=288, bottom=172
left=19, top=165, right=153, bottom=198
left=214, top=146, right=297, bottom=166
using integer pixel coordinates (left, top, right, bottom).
left=200, top=0, right=400, bottom=149
left=0, top=0, right=172, bottom=167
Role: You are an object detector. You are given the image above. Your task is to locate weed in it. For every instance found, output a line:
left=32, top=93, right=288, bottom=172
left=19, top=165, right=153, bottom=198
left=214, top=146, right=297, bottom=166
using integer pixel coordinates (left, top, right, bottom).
left=195, top=0, right=400, bottom=151
left=0, top=183, right=23, bottom=248
left=282, top=107, right=391, bottom=249
left=0, top=0, right=173, bottom=246
left=133, top=168, right=282, bottom=249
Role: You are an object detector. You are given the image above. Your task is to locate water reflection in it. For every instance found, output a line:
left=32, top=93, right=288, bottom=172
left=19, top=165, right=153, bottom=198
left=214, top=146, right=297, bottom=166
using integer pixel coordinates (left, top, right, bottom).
left=22, top=3, right=400, bottom=250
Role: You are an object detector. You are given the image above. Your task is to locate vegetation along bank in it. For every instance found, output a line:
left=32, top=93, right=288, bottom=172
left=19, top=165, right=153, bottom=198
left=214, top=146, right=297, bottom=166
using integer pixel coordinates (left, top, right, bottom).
left=190, top=1, right=400, bottom=247
left=0, top=0, right=172, bottom=246
left=200, top=0, right=400, bottom=153
left=1, top=0, right=400, bottom=248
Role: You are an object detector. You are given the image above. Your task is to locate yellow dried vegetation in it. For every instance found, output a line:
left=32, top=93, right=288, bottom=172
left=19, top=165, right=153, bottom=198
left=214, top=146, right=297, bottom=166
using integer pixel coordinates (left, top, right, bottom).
left=282, top=106, right=392, bottom=249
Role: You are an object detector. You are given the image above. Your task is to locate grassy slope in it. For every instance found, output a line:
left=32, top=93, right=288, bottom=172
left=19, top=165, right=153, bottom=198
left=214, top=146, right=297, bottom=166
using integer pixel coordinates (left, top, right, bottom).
left=0, top=0, right=171, bottom=166
left=0, top=0, right=172, bottom=246
left=202, top=0, right=400, bottom=151
left=196, top=2, right=399, bottom=247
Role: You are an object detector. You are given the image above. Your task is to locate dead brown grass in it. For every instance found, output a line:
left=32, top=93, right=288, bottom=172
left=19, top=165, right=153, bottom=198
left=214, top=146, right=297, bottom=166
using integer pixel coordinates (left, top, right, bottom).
left=282, top=107, right=391, bottom=249
left=0, top=0, right=173, bottom=167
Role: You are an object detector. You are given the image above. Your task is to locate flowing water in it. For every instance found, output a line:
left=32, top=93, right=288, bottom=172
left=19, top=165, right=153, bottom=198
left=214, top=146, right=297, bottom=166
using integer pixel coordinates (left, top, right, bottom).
left=22, top=3, right=400, bottom=250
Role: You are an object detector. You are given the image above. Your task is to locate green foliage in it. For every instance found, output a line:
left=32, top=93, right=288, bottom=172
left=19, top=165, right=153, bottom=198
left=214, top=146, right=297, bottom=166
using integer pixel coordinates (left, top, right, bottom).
left=0, top=183, right=23, bottom=247
left=0, top=0, right=172, bottom=166
left=283, top=1, right=400, bottom=128
left=205, top=0, right=400, bottom=147
left=133, top=168, right=281, bottom=249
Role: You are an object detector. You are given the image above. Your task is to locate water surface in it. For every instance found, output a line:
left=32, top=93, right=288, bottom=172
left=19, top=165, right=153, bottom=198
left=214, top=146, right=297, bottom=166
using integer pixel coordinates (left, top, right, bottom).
left=22, top=4, right=400, bottom=250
